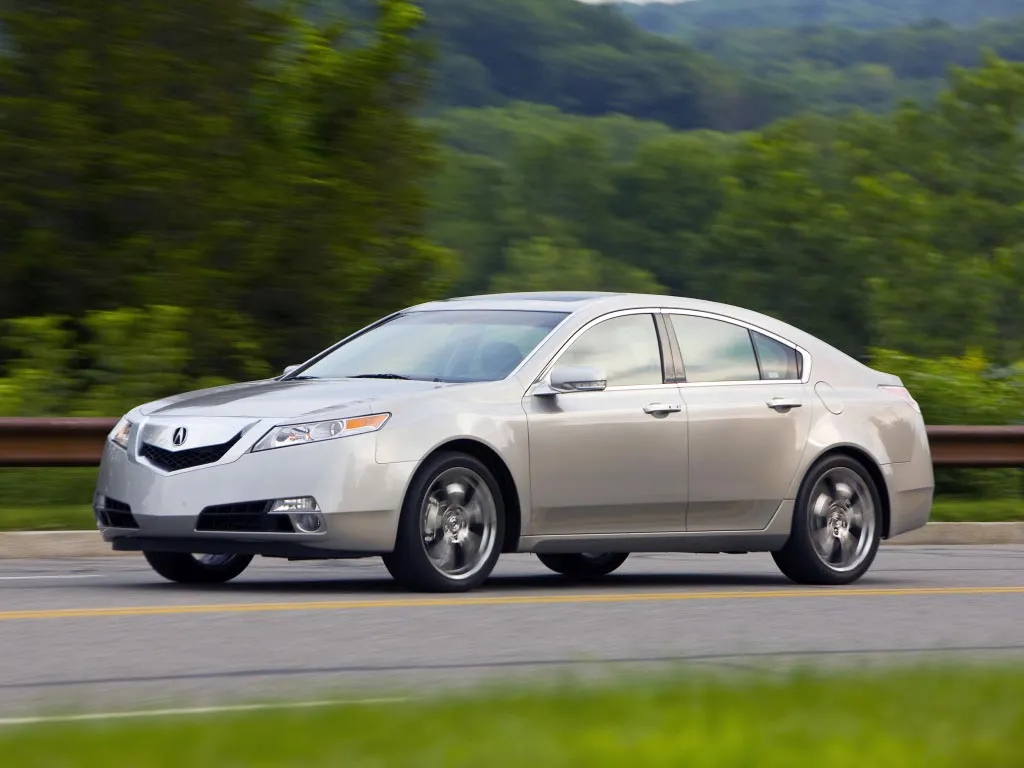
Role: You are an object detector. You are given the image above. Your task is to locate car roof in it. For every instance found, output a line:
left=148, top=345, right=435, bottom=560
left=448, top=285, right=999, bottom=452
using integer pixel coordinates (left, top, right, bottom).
left=409, top=291, right=796, bottom=333
left=409, top=291, right=623, bottom=312
left=406, top=291, right=855, bottom=362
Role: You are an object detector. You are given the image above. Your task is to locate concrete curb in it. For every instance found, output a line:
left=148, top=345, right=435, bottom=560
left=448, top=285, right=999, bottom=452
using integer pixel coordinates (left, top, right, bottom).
left=0, top=531, right=129, bottom=559
left=0, top=523, right=1022, bottom=559
left=886, top=522, right=1024, bottom=546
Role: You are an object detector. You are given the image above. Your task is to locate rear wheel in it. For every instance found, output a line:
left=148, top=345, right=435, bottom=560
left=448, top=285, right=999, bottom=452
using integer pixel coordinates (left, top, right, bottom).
left=143, top=551, right=253, bottom=584
left=772, top=454, right=881, bottom=585
left=536, top=552, right=629, bottom=579
left=383, top=451, right=504, bottom=592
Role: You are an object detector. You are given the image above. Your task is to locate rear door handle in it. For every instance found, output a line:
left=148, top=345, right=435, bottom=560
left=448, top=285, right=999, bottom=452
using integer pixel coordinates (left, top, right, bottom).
left=766, top=397, right=802, bottom=411
left=643, top=403, right=682, bottom=415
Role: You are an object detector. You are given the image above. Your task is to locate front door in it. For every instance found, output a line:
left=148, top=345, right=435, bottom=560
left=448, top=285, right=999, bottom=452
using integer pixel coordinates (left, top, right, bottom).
left=524, top=311, right=689, bottom=535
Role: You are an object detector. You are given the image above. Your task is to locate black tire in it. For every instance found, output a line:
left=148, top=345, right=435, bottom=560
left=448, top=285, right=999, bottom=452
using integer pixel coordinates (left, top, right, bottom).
left=536, top=552, right=629, bottom=579
left=772, top=453, right=882, bottom=586
left=382, top=451, right=505, bottom=593
left=143, top=551, right=253, bottom=584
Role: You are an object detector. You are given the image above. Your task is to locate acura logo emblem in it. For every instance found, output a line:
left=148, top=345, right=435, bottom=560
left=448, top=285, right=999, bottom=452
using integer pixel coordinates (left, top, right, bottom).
left=172, top=427, right=188, bottom=447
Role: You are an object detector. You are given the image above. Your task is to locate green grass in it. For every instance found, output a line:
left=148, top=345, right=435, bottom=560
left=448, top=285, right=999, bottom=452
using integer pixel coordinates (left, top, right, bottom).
left=930, top=496, right=1024, bottom=522
left=0, top=505, right=94, bottom=531
left=1, top=666, right=1022, bottom=766
left=0, top=496, right=1022, bottom=532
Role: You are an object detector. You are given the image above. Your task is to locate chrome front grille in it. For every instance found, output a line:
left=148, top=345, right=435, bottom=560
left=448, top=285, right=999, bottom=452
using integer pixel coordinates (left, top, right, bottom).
left=140, top=432, right=242, bottom=472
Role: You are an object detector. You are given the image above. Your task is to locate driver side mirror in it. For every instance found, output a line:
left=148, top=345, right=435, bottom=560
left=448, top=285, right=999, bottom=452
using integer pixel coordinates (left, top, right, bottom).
left=537, top=365, right=607, bottom=396
left=282, top=364, right=300, bottom=377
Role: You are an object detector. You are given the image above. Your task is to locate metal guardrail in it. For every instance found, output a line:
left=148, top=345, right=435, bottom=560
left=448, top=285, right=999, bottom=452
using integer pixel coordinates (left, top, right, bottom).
left=926, top=425, right=1024, bottom=468
left=0, top=418, right=1022, bottom=468
left=0, top=418, right=116, bottom=467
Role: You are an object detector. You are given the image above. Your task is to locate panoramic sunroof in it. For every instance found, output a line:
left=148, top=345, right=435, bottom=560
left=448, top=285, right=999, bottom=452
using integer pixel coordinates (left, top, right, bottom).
left=447, top=291, right=619, bottom=303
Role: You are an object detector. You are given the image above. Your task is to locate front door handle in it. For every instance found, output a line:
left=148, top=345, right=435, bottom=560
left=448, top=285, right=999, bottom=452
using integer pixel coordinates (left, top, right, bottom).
left=643, top=403, right=682, bottom=415
left=766, top=397, right=802, bottom=411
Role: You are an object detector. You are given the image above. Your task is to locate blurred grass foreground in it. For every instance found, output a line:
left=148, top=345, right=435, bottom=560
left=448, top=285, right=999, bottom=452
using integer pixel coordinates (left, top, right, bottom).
left=2, top=666, right=1022, bottom=766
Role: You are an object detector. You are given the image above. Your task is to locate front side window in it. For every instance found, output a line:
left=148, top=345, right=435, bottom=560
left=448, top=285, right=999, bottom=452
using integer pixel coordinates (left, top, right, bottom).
left=556, top=313, right=664, bottom=387
left=669, top=314, right=760, bottom=383
left=297, top=310, right=568, bottom=383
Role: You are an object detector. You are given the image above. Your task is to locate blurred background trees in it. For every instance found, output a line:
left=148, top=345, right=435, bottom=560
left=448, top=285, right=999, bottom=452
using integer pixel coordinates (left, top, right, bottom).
left=0, top=0, right=455, bottom=409
left=0, top=0, right=1021, bottom=497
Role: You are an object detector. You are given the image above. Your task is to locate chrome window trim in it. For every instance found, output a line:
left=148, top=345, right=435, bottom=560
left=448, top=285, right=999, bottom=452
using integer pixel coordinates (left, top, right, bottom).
left=661, top=308, right=812, bottom=386
left=526, top=307, right=677, bottom=394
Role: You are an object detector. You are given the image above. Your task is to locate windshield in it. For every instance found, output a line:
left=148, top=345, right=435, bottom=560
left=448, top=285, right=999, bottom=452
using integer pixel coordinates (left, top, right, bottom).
left=295, top=309, right=569, bottom=383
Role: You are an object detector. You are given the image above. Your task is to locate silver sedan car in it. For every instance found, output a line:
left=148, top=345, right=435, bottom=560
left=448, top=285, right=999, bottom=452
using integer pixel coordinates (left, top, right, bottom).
left=95, top=292, right=934, bottom=592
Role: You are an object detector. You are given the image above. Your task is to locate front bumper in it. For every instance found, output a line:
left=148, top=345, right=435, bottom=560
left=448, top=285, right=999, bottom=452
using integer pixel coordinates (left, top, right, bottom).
left=94, top=424, right=418, bottom=556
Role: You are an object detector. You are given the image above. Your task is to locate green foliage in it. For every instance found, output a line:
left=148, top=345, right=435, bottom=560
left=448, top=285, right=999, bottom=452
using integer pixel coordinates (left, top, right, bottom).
left=424, top=102, right=682, bottom=163
left=0, top=317, right=77, bottom=416
left=0, top=0, right=1021, bottom=453
left=626, top=4, right=1024, bottom=117
left=871, top=349, right=1024, bottom=426
left=326, top=0, right=797, bottom=130
left=0, top=0, right=454, bottom=384
left=490, top=233, right=664, bottom=295
left=426, top=53, right=1024, bottom=369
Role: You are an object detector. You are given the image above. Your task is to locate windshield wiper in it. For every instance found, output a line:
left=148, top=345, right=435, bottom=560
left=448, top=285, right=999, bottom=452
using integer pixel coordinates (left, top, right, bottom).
left=347, top=373, right=412, bottom=380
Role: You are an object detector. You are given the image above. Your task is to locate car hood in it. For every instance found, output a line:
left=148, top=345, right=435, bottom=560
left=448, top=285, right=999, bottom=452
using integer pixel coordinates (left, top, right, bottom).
left=138, top=378, right=451, bottom=420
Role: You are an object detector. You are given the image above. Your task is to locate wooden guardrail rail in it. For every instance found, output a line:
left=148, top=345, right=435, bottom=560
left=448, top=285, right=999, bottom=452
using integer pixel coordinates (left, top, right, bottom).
left=0, top=418, right=1022, bottom=468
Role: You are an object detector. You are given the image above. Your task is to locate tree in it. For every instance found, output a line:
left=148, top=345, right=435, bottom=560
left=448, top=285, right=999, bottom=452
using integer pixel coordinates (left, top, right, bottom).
left=0, top=0, right=455, bottom=383
left=489, top=232, right=663, bottom=295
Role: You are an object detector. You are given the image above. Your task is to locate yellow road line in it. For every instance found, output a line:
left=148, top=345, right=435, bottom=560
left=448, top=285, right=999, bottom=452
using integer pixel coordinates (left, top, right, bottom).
left=2, top=585, right=1023, bottom=621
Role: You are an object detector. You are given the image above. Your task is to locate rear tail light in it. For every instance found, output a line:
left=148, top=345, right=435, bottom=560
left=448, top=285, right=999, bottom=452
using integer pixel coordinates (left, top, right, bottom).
left=879, top=385, right=921, bottom=413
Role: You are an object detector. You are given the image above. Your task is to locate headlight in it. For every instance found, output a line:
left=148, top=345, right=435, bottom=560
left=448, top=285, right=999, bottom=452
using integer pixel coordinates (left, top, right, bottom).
left=109, top=417, right=133, bottom=450
left=252, top=413, right=391, bottom=452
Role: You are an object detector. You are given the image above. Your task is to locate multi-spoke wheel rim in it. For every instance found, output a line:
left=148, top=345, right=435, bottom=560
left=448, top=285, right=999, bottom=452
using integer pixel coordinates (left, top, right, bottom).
left=420, top=467, right=498, bottom=581
left=807, top=467, right=876, bottom=573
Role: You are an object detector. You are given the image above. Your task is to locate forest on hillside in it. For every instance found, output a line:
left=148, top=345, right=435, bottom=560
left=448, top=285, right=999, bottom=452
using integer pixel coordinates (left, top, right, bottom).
left=0, top=0, right=1021, bottom=500
left=622, top=0, right=1024, bottom=114
left=620, top=0, right=1024, bottom=34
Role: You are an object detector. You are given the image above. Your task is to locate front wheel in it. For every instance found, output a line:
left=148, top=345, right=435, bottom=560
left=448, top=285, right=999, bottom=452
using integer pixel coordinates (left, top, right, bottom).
left=772, top=454, right=882, bottom=585
left=536, top=552, right=629, bottom=579
left=383, top=451, right=505, bottom=592
left=143, top=551, right=253, bottom=584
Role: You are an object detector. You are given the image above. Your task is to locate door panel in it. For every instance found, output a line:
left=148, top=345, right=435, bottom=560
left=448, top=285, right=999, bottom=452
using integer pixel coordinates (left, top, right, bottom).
left=525, top=388, right=688, bottom=535
left=665, top=310, right=811, bottom=533
left=682, top=382, right=811, bottom=531
left=524, top=311, right=688, bottom=536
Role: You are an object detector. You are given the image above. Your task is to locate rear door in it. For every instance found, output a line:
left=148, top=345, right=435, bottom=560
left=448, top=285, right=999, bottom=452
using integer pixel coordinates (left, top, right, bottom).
left=664, top=311, right=812, bottom=532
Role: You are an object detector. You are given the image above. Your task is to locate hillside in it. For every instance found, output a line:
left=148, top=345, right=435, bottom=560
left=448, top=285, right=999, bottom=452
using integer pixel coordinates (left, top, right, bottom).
left=322, top=0, right=795, bottom=130
left=620, top=0, right=1024, bottom=37
left=612, top=1, right=1024, bottom=116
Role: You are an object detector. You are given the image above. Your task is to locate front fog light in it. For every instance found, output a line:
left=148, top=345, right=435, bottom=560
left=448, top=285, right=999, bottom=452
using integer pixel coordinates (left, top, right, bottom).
left=292, top=513, right=323, bottom=533
left=269, top=496, right=324, bottom=533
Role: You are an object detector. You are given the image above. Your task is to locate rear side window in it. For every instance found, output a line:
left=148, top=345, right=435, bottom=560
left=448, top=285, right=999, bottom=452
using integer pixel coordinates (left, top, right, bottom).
left=669, top=314, right=760, bottom=383
left=752, top=331, right=801, bottom=380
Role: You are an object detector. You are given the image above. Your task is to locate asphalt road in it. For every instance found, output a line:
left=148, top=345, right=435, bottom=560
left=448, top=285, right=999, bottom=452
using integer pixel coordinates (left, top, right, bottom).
left=1, top=546, right=1022, bottom=719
